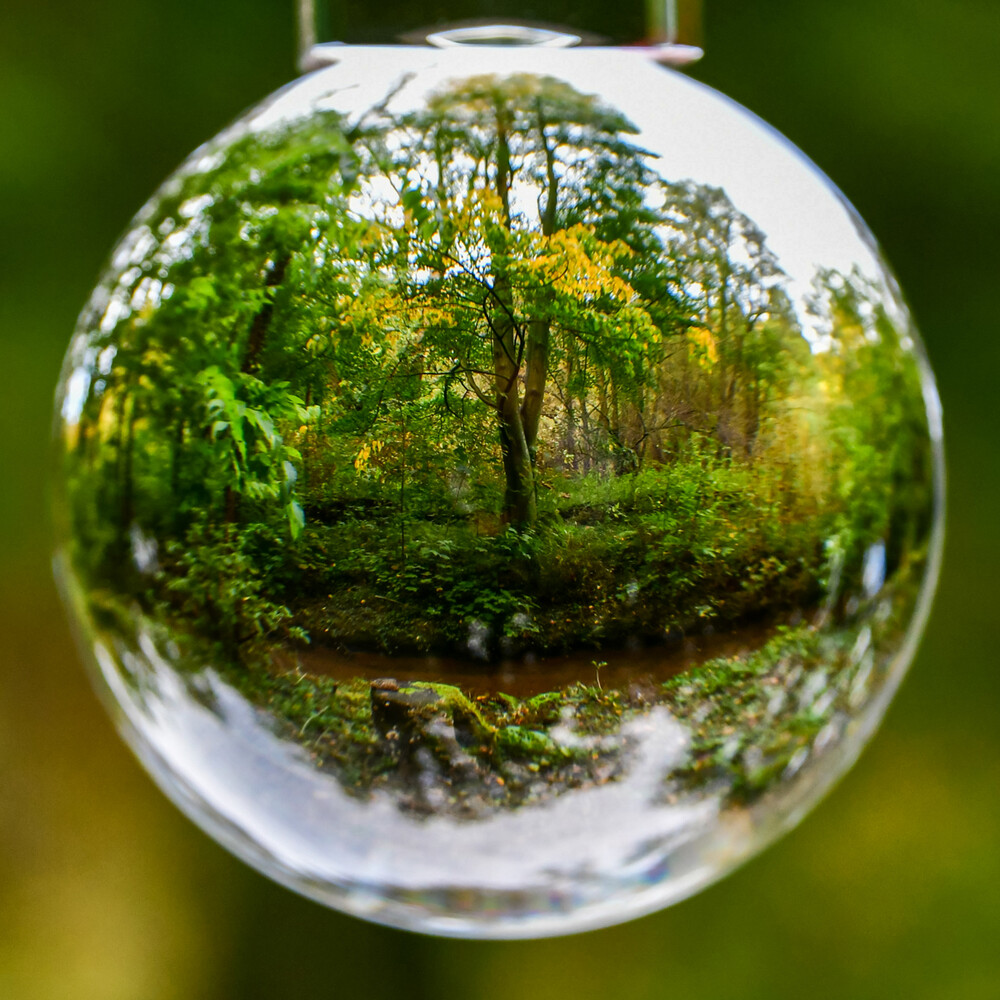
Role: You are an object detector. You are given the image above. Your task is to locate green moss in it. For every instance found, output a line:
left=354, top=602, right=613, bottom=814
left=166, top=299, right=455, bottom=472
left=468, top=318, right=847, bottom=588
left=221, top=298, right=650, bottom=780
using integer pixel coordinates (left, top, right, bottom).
left=407, top=682, right=496, bottom=743
left=496, top=725, right=563, bottom=761
left=84, top=556, right=922, bottom=817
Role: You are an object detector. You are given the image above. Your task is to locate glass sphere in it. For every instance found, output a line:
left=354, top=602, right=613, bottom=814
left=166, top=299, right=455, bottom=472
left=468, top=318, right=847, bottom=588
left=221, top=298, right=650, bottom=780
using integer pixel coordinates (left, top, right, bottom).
left=54, top=45, right=943, bottom=937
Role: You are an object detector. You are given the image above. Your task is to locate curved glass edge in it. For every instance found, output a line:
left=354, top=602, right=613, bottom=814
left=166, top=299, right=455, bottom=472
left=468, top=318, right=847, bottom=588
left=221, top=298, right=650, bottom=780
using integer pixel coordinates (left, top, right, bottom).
left=50, top=51, right=945, bottom=939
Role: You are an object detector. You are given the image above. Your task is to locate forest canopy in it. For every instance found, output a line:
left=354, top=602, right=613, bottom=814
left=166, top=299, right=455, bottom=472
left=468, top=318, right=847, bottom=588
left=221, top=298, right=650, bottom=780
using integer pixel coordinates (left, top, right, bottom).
left=60, top=74, right=935, bottom=661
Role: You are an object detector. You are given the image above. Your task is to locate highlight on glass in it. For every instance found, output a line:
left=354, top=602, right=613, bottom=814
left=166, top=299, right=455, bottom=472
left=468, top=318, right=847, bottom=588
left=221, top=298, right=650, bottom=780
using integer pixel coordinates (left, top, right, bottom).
left=54, top=11, right=943, bottom=938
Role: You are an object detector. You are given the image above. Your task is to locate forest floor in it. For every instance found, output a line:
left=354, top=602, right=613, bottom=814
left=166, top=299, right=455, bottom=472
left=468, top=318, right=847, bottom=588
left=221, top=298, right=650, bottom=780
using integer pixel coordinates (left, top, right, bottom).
left=79, top=531, right=927, bottom=819
left=269, top=614, right=785, bottom=698
left=239, top=460, right=832, bottom=663
left=224, top=568, right=918, bottom=817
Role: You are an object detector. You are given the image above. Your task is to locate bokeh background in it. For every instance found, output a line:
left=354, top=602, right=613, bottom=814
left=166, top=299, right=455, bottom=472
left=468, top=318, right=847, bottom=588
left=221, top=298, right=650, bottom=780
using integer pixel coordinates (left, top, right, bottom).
left=1, top=1, right=997, bottom=997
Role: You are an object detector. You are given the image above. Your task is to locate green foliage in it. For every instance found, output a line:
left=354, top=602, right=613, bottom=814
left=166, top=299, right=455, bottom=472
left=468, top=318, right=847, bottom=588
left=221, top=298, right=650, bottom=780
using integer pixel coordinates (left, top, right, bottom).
left=150, top=519, right=306, bottom=652
left=60, top=73, right=934, bottom=667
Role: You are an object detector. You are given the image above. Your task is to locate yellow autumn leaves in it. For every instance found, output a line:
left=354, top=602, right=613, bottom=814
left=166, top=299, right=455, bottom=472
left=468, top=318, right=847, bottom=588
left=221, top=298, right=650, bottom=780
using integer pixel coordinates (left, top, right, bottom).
left=687, top=327, right=719, bottom=368
left=524, top=225, right=638, bottom=303
left=354, top=438, right=384, bottom=472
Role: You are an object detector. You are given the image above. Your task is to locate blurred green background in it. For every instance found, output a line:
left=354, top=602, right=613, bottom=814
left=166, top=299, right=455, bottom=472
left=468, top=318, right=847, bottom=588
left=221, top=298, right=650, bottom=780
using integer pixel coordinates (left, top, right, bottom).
left=1, top=1, right=997, bottom=997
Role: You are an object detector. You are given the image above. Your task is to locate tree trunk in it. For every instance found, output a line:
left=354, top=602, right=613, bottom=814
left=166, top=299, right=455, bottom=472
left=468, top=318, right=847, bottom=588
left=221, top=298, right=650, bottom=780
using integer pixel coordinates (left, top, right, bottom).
left=490, top=101, right=536, bottom=526
left=498, top=405, right=537, bottom=525
left=579, top=379, right=593, bottom=473
left=519, top=98, right=558, bottom=467
left=242, top=253, right=290, bottom=374
left=521, top=317, right=549, bottom=462
left=564, top=356, right=577, bottom=471
left=493, top=274, right=536, bottom=525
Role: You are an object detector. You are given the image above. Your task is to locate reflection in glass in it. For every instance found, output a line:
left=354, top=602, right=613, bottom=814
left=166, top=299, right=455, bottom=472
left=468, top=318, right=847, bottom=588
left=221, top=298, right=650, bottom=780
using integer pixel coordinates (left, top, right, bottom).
left=54, top=47, right=942, bottom=937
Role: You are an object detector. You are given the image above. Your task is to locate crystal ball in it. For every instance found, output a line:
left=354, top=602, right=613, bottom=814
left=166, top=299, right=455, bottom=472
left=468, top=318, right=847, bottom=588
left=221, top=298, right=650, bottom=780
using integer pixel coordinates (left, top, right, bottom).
left=54, top=46, right=943, bottom=937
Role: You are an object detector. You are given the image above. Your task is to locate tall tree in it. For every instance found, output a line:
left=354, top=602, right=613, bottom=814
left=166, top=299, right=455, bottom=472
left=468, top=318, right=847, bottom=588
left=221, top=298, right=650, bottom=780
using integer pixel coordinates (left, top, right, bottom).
left=347, top=74, right=679, bottom=523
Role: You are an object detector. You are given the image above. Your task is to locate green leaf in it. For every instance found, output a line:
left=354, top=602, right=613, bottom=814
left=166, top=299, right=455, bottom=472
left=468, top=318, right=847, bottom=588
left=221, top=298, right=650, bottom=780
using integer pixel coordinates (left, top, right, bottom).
left=287, top=500, right=306, bottom=539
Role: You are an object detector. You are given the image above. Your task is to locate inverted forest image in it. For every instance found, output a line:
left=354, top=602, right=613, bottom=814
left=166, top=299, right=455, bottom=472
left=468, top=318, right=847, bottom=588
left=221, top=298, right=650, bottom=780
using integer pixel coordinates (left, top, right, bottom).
left=57, top=71, right=937, bottom=817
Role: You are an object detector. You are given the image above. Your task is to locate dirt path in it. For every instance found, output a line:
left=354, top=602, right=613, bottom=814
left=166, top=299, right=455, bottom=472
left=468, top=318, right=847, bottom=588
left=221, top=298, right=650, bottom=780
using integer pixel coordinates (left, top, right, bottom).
left=273, top=618, right=786, bottom=698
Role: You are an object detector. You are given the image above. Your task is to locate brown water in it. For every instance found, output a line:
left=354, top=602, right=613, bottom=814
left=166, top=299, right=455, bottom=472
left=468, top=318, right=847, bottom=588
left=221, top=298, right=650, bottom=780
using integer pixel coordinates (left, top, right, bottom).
left=275, top=620, right=781, bottom=698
